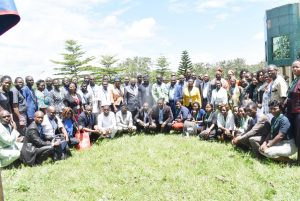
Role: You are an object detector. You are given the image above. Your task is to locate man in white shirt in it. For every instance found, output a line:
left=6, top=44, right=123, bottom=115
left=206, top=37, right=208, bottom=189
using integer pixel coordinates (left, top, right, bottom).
left=97, top=105, right=117, bottom=138
left=87, top=75, right=101, bottom=115
left=267, top=65, right=288, bottom=102
left=99, top=81, right=113, bottom=110
left=42, top=106, right=68, bottom=141
left=211, top=80, right=228, bottom=109
left=116, top=104, right=136, bottom=135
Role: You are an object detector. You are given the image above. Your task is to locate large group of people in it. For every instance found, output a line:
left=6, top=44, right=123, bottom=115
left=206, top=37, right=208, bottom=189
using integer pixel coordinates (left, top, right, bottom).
left=0, top=59, right=300, bottom=167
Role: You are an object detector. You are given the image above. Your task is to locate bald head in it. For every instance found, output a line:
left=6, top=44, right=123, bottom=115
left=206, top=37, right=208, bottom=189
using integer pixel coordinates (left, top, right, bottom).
left=34, top=111, right=44, bottom=124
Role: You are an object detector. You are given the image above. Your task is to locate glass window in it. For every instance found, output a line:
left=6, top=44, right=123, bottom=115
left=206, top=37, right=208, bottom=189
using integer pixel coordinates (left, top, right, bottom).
left=272, top=35, right=291, bottom=60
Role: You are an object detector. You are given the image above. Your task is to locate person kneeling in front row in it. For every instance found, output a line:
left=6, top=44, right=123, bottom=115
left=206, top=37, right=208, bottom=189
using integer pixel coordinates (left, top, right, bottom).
left=21, top=111, right=60, bottom=166
left=0, top=110, right=23, bottom=167
left=116, top=104, right=136, bottom=136
left=249, top=100, right=297, bottom=162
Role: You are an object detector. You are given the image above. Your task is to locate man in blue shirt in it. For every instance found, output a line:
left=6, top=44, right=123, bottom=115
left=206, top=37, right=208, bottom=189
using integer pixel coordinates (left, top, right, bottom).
left=22, top=76, right=37, bottom=126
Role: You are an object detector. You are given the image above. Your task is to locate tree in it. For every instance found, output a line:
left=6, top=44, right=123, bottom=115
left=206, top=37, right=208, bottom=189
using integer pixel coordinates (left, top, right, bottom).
left=118, top=56, right=152, bottom=77
left=51, top=40, right=95, bottom=79
left=178, top=50, right=193, bottom=75
left=89, top=55, right=124, bottom=80
left=156, top=55, right=170, bottom=77
left=273, top=35, right=290, bottom=60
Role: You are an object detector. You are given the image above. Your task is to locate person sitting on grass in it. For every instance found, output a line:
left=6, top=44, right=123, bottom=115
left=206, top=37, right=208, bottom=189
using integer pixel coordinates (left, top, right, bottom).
left=97, top=105, right=117, bottom=138
left=234, top=106, right=251, bottom=135
left=116, top=104, right=136, bottom=136
left=183, top=102, right=205, bottom=136
left=249, top=100, right=297, bottom=162
left=232, top=102, right=270, bottom=152
left=134, top=102, right=152, bottom=133
left=42, top=106, right=69, bottom=160
left=0, top=110, right=23, bottom=167
left=78, top=105, right=100, bottom=143
left=198, top=103, right=217, bottom=140
left=171, top=100, right=190, bottom=132
left=149, top=98, right=173, bottom=133
left=21, top=111, right=60, bottom=166
left=61, top=107, right=79, bottom=147
left=216, top=104, right=235, bottom=141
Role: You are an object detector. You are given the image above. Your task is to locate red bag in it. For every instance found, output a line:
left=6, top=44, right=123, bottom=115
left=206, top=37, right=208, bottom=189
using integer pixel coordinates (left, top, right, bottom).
left=75, top=131, right=91, bottom=150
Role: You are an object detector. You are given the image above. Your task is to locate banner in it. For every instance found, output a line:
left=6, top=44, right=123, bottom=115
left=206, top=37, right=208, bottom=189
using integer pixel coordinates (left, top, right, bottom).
left=0, top=0, right=20, bottom=35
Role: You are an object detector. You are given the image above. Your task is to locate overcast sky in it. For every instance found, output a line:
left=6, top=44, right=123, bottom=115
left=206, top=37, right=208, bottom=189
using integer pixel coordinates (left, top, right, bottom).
left=1, top=0, right=299, bottom=78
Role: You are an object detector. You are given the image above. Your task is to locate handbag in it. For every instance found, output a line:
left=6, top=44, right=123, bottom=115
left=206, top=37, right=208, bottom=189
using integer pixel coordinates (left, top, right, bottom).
left=75, top=131, right=91, bottom=150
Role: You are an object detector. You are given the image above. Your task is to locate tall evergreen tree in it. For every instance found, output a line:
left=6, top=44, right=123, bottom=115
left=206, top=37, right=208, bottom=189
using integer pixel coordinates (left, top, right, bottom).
left=156, top=55, right=170, bottom=77
left=88, top=55, right=124, bottom=81
left=51, top=40, right=95, bottom=79
left=178, top=50, right=193, bottom=75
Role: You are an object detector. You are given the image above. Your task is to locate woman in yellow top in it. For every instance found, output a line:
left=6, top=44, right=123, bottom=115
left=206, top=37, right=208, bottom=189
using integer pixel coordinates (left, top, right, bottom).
left=183, top=79, right=202, bottom=111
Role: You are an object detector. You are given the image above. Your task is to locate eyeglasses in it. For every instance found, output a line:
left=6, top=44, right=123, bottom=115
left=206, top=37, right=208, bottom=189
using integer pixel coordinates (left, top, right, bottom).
left=1, top=115, right=10, bottom=118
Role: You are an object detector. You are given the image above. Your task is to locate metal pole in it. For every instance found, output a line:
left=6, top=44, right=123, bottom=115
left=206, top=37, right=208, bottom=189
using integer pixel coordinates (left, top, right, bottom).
left=0, top=171, right=4, bottom=201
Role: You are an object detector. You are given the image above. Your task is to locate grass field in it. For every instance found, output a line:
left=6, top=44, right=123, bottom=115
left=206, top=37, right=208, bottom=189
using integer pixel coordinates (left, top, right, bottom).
left=2, top=134, right=300, bottom=201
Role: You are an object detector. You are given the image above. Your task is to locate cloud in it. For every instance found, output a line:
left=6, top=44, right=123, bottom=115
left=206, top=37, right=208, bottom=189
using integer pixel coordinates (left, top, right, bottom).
left=168, top=0, right=189, bottom=13
left=1, top=0, right=159, bottom=78
left=253, top=31, right=264, bottom=40
left=215, top=13, right=229, bottom=21
left=196, top=0, right=233, bottom=12
left=125, top=18, right=156, bottom=39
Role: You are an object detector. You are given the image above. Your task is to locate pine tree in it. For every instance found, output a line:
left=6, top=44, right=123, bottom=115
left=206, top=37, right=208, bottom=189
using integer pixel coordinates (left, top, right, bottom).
left=156, top=55, right=170, bottom=76
left=51, top=40, right=95, bottom=79
left=88, top=55, right=124, bottom=81
left=178, top=50, right=193, bottom=75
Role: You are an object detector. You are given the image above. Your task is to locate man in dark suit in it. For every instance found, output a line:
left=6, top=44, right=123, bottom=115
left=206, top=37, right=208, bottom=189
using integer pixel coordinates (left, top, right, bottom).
left=21, top=111, right=60, bottom=165
left=149, top=98, right=174, bottom=133
left=124, top=78, right=139, bottom=118
left=134, top=102, right=152, bottom=133
left=200, top=74, right=212, bottom=109
left=78, top=105, right=99, bottom=142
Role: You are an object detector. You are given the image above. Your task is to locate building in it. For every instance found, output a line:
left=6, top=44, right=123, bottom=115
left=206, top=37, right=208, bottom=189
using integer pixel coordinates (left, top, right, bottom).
left=265, top=3, right=300, bottom=69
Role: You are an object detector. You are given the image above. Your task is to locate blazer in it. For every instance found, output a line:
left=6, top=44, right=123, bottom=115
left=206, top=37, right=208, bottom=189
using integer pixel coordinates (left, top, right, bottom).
left=124, top=85, right=139, bottom=112
left=239, top=114, right=271, bottom=141
left=134, top=108, right=152, bottom=124
left=200, top=81, right=212, bottom=103
left=78, top=112, right=97, bottom=130
left=63, top=93, right=82, bottom=114
left=182, top=87, right=202, bottom=107
left=149, top=104, right=173, bottom=124
left=21, top=122, right=52, bottom=165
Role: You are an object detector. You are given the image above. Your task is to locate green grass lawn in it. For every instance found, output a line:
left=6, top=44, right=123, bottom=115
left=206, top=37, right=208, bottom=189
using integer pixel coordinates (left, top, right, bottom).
left=3, top=135, right=300, bottom=201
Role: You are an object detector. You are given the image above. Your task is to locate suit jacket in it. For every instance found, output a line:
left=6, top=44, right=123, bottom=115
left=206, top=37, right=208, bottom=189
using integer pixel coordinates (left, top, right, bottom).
left=63, top=93, right=82, bottom=114
left=239, top=114, right=270, bottom=141
left=150, top=105, right=173, bottom=124
left=174, top=82, right=184, bottom=102
left=78, top=112, right=97, bottom=129
left=21, top=121, right=51, bottom=165
left=138, top=83, right=154, bottom=107
left=200, top=81, right=212, bottom=103
left=124, top=85, right=139, bottom=112
left=134, top=108, right=152, bottom=124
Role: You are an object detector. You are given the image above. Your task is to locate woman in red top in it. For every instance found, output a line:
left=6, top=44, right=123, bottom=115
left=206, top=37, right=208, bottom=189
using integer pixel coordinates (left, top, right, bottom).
left=287, top=59, right=300, bottom=163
